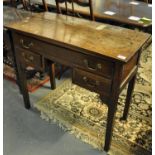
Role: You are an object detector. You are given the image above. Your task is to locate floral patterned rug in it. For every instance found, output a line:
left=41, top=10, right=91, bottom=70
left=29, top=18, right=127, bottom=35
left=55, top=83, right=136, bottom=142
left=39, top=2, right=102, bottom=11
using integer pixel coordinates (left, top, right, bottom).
left=34, top=44, right=152, bottom=155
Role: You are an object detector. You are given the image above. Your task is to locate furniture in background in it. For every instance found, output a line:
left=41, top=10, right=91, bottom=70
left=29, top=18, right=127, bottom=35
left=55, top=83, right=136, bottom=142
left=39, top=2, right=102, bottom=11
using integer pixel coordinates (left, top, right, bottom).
left=21, top=0, right=48, bottom=11
left=5, top=11, right=151, bottom=151
left=3, top=0, right=20, bottom=7
left=55, top=0, right=94, bottom=20
left=34, top=0, right=151, bottom=31
left=138, top=0, right=152, bottom=3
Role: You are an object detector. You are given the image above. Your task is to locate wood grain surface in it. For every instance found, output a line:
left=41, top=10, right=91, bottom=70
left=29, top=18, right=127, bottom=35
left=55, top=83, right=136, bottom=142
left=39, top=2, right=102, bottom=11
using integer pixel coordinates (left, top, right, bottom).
left=5, top=12, right=150, bottom=63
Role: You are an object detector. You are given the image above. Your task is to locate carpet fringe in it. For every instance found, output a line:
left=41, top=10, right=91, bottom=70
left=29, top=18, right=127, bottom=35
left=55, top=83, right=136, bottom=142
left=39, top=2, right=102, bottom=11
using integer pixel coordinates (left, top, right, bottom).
left=40, top=111, right=104, bottom=151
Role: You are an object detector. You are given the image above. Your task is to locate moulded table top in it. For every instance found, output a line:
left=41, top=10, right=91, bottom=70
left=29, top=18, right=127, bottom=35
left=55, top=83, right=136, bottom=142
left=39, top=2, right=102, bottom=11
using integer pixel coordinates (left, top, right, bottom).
left=5, top=11, right=151, bottom=63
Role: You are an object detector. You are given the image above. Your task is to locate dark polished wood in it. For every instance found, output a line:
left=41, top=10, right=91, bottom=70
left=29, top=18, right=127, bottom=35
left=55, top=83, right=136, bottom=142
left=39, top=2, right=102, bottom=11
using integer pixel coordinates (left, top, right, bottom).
left=3, top=6, right=55, bottom=92
left=104, top=62, right=123, bottom=151
left=47, top=61, right=56, bottom=89
left=55, top=0, right=94, bottom=20
left=35, top=0, right=152, bottom=28
left=3, top=0, right=19, bottom=7
left=73, top=68, right=112, bottom=95
left=137, top=0, right=152, bottom=3
left=6, top=12, right=150, bottom=62
left=42, top=0, right=48, bottom=11
left=121, top=75, right=137, bottom=120
left=20, top=0, right=48, bottom=11
left=55, top=0, right=94, bottom=79
left=5, top=11, right=151, bottom=151
left=15, top=46, right=31, bottom=109
left=3, top=6, right=34, bottom=92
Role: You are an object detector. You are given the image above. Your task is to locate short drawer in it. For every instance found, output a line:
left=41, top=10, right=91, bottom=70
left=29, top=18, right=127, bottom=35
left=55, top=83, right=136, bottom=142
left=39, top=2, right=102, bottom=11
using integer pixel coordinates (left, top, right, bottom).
left=73, top=54, right=114, bottom=78
left=13, top=33, right=45, bottom=52
left=72, top=68, right=112, bottom=95
left=15, top=47, right=43, bottom=70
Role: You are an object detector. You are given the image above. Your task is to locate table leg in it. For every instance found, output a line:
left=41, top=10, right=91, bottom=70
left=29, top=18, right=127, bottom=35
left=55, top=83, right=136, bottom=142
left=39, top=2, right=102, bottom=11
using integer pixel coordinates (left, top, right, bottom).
left=16, top=63, right=31, bottom=109
left=104, top=97, right=118, bottom=151
left=121, top=75, right=136, bottom=120
left=16, top=71, right=22, bottom=94
left=47, top=61, right=56, bottom=90
left=103, top=63, right=122, bottom=151
left=8, top=30, right=22, bottom=93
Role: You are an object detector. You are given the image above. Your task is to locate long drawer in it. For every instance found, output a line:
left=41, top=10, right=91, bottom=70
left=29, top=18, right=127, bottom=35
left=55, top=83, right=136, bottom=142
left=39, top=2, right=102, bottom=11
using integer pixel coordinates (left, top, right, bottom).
left=13, top=33, right=114, bottom=78
left=72, top=68, right=112, bottom=96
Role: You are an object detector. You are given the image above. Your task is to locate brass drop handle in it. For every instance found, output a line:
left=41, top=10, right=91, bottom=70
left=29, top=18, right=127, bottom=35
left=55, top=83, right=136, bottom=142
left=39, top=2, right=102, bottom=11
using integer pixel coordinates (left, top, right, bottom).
left=28, top=55, right=34, bottom=61
left=22, top=52, right=34, bottom=62
left=20, top=39, right=33, bottom=49
left=83, top=59, right=102, bottom=71
left=83, top=76, right=100, bottom=88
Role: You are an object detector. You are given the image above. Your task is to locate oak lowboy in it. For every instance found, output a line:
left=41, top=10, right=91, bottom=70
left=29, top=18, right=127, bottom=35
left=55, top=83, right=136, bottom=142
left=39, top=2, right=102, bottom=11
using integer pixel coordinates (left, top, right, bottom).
left=5, top=12, right=151, bottom=151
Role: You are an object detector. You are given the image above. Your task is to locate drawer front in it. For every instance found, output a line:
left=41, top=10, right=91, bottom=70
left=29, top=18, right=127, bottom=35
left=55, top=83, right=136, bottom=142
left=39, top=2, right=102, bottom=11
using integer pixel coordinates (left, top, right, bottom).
left=73, top=54, right=114, bottom=78
left=13, top=33, right=46, bottom=52
left=13, top=33, right=113, bottom=78
left=15, top=47, right=43, bottom=70
left=72, top=68, right=112, bottom=95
